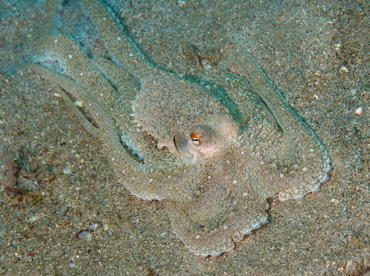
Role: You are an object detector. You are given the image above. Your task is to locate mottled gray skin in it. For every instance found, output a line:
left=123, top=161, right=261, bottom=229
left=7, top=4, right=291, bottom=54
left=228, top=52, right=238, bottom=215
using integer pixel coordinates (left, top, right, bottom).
left=28, top=0, right=331, bottom=256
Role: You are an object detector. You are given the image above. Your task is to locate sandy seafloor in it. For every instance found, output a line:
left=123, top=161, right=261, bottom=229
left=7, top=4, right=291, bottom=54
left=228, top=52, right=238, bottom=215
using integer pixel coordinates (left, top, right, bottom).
left=0, top=0, right=369, bottom=275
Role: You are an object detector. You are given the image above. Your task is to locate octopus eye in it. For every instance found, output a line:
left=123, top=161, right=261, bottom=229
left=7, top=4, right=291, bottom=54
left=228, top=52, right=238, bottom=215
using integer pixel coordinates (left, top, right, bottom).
left=190, top=132, right=201, bottom=146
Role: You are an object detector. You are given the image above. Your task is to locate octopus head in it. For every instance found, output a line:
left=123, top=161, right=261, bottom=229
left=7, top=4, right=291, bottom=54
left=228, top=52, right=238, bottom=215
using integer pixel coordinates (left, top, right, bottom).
left=173, top=113, right=238, bottom=159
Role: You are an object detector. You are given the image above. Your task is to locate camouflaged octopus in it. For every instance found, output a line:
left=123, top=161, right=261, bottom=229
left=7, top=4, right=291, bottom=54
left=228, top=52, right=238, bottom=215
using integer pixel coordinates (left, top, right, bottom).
left=28, top=0, right=331, bottom=256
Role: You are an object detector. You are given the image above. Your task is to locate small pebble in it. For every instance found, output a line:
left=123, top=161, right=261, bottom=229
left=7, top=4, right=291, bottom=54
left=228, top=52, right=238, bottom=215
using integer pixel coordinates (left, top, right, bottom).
left=28, top=215, right=39, bottom=222
left=355, top=107, right=362, bottom=115
left=339, top=65, right=349, bottom=73
left=62, top=168, right=72, bottom=174
left=89, top=224, right=98, bottom=232
left=56, top=205, right=69, bottom=217
left=77, top=230, right=92, bottom=239
left=177, top=0, right=186, bottom=6
left=345, top=260, right=356, bottom=273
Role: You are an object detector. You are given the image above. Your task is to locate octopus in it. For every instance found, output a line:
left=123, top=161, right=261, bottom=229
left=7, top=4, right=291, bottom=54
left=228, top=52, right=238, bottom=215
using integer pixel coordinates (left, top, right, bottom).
left=26, top=0, right=331, bottom=256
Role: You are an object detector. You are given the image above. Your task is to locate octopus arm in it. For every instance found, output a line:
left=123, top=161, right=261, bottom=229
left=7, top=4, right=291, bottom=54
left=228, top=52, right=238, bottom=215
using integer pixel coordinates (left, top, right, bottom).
left=224, top=52, right=331, bottom=200
left=24, top=63, right=102, bottom=139
left=26, top=35, right=192, bottom=200
left=80, top=0, right=150, bottom=77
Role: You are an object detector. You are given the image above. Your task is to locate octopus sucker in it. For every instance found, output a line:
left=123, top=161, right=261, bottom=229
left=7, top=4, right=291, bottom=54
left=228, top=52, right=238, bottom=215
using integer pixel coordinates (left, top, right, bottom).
left=26, top=0, right=331, bottom=256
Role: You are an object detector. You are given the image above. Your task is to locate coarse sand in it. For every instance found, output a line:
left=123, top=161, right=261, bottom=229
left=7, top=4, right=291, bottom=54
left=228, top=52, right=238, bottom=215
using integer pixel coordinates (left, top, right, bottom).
left=0, top=0, right=369, bottom=275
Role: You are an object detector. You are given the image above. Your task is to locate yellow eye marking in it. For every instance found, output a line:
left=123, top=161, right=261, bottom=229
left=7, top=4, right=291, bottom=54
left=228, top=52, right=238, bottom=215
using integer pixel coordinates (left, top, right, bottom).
left=190, top=132, right=201, bottom=146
